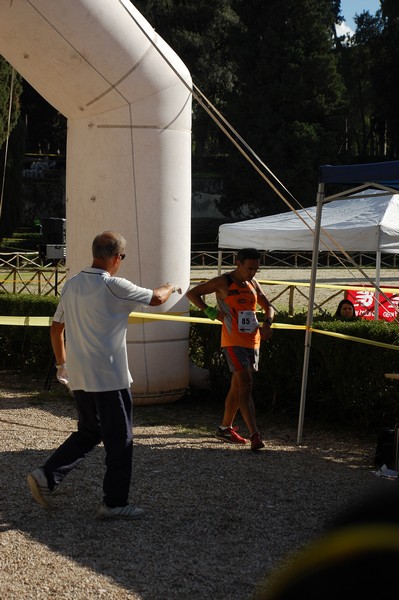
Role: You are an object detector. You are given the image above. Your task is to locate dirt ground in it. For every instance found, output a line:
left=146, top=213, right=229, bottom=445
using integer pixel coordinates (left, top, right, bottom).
left=0, top=370, right=391, bottom=600
left=1, top=265, right=398, bottom=599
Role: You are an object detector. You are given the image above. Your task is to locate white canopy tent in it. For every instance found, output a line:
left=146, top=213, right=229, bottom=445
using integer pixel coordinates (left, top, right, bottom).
left=218, top=160, right=399, bottom=442
left=219, top=189, right=399, bottom=255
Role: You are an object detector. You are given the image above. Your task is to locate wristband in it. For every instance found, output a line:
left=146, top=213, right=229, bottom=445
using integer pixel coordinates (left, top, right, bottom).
left=264, top=318, right=273, bottom=326
left=55, top=362, right=66, bottom=369
left=204, top=306, right=218, bottom=320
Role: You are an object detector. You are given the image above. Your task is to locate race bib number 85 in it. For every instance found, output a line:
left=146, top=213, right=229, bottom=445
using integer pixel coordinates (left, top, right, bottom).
left=238, top=310, right=259, bottom=333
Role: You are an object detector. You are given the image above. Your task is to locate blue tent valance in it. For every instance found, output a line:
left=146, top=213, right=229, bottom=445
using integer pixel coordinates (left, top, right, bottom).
left=319, top=160, right=399, bottom=187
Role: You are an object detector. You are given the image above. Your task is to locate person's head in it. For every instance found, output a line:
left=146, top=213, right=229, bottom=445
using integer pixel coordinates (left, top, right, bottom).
left=92, top=231, right=126, bottom=275
left=335, top=299, right=355, bottom=319
left=252, top=486, right=399, bottom=600
left=235, top=248, right=261, bottom=281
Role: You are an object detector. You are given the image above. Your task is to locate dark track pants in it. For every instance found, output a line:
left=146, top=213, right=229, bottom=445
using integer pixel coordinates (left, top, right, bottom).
left=43, top=388, right=133, bottom=508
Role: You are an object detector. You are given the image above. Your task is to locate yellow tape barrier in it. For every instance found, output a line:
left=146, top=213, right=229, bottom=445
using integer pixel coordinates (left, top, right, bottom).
left=0, top=312, right=211, bottom=327
left=309, top=327, right=399, bottom=351
left=128, top=311, right=214, bottom=324
left=0, top=316, right=53, bottom=326
left=1, top=313, right=399, bottom=352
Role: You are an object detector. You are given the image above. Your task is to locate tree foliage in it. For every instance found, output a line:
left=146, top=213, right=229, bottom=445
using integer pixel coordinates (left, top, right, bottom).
left=219, top=0, right=347, bottom=217
left=0, top=57, right=22, bottom=148
left=133, top=0, right=242, bottom=162
left=0, top=57, right=23, bottom=237
left=0, top=116, right=25, bottom=238
left=21, top=82, right=66, bottom=155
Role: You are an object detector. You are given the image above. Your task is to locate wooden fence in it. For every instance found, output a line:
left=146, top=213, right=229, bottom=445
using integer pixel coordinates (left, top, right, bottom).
left=0, top=250, right=388, bottom=315
left=0, top=252, right=66, bottom=295
left=190, top=249, right=399, bottom=268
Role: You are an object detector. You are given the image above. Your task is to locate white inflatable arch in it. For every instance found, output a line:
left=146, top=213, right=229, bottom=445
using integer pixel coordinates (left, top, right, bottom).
left=0, top=0, right=192, bottom=404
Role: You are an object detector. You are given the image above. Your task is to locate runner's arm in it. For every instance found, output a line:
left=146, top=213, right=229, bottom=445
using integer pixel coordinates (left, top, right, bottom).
left=186, top=276, right=225, bottom=311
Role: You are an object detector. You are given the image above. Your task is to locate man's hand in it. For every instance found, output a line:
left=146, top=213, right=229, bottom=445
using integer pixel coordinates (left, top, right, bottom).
left=56, top=363, right=69, bottom=386
left=260, top=322, right=273, bottom=341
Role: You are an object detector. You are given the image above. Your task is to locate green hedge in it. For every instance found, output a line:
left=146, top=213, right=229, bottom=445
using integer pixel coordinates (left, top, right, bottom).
left=0, top=293, right=58, bottom=371
left=2, top=294, right=399, bottom=430
left=0, top=237, right=40, bottom=251
left=189, top=310, right=399, bottom=431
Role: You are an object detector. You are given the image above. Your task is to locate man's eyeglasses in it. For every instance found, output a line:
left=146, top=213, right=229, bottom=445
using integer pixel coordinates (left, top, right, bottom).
left=116, top=253, right=125, bottom=260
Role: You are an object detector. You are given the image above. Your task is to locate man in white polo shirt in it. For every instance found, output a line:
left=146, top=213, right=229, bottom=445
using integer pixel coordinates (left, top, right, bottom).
left=27, top=230, right=181, bottom=520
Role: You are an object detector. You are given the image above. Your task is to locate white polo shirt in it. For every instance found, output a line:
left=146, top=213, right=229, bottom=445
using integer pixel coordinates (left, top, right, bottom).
left=53, top=268, right=153, bottom=392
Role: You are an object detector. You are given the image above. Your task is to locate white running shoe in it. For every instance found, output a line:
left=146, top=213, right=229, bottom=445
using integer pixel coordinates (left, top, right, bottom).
left=27, top=468, right=52, bottom=510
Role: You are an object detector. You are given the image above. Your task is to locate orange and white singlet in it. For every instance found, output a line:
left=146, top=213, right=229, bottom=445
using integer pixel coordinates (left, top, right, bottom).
left=218, top=273, right=261, bottom=349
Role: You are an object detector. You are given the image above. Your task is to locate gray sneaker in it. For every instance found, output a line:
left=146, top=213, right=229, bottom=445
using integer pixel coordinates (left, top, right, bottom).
left=27, top=468, right=52, bottom=510
left=96, top=502, right=144, bottom=520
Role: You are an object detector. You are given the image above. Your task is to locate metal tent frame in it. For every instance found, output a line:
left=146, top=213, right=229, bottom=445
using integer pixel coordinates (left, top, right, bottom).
left=297, top=160, right=399, bottom=443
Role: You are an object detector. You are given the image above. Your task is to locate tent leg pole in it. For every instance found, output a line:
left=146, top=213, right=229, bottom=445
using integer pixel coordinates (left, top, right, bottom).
left=297, top=334, right=312, bottom=444
left=297, top=183, right=325, bottom=445
left=374, top=250, right=381, bottom=321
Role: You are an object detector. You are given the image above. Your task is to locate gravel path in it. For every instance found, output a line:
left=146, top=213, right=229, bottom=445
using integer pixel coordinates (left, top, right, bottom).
left=0, top=371, right=384, bottom=600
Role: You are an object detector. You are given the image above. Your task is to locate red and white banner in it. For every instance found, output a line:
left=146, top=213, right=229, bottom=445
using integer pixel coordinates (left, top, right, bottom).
left=346, top=288, right=399, bottom=321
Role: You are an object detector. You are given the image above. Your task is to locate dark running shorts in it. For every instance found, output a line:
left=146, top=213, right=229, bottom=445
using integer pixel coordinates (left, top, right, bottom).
left=223, top=347, right=259, bottom=372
